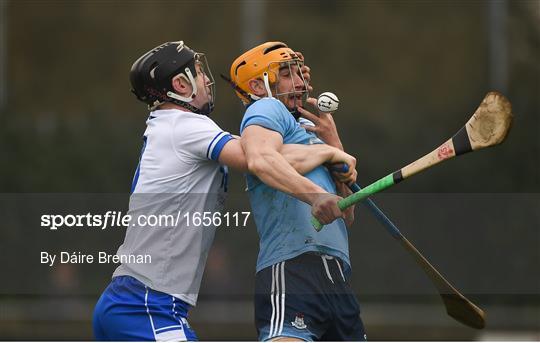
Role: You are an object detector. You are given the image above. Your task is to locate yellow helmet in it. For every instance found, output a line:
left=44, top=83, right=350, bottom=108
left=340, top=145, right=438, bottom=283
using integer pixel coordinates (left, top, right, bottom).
left=229, top=41, right=305, bottom=105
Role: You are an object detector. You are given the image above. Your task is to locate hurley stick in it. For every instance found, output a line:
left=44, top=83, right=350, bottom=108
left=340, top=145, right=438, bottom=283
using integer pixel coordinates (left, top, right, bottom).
left=312, top=91, right=513, bottom=230
left=349, top=180, right=486, bottom=329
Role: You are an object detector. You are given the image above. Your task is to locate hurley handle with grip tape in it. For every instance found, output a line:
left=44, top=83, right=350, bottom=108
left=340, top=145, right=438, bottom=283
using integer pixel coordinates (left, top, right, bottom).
left=327, top=163, right=402, bottom=238
left=313, top=163, right=398, bottom=231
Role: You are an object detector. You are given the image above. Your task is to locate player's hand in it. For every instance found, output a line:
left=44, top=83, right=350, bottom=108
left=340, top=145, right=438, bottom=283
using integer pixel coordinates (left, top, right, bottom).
left=335, top=182, right=355, bottom=227
left=297, top=97, right=343, bottom=149
left=294, top=51, right=313, bottom=93
left=327, top=149, right=358, bottom=185
left=311, top=193, right=344, bottom=225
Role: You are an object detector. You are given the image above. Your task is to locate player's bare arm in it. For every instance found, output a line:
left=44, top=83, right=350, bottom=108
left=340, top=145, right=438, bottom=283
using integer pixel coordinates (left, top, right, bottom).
left=218, top=138, right=356, bottom=178
left=283, top=144, right=356, bottom=178
left=241, top=125, right=345, bottom=225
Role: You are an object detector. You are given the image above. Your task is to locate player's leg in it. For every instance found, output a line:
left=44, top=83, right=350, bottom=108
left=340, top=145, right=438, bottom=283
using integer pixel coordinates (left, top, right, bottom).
left=93, top=276, right=155, bottom=340
left=255, top=255, right=336, bottom=341
left=320, top=257, right=367, bottom=341
left=94, top=275, right=197, bottom=341
left=92, top=297, right=108, bottom=340
left=145, top=290, right=198, bottom=342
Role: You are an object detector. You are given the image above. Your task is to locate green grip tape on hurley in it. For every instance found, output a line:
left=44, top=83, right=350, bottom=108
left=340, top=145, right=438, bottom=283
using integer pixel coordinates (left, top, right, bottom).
left=311, top=173, right=396, bottom=231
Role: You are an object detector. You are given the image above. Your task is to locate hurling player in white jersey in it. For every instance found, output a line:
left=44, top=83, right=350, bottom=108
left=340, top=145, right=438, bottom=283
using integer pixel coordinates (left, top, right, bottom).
left=92, top=41, right=357, bottom=341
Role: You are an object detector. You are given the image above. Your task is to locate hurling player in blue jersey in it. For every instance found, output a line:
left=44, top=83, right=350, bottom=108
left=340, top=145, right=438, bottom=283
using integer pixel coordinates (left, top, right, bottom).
left=229, top=42, right=366, bottom=341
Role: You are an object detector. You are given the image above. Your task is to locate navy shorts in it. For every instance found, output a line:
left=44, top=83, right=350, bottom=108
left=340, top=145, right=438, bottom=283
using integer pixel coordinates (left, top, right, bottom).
left=93, top=276, right=197, bottom=341
left=255, top=253, right=367, bottom=341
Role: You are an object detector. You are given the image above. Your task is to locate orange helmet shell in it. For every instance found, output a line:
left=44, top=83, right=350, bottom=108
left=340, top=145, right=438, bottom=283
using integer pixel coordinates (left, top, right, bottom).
left=230, top=42, right=299, bottom=104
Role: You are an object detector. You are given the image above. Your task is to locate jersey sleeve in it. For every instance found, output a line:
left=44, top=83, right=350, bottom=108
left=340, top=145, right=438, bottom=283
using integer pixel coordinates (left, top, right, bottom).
left=173, top=115, right=234, bottom=162
left=240, top=98, right=292, bottom=137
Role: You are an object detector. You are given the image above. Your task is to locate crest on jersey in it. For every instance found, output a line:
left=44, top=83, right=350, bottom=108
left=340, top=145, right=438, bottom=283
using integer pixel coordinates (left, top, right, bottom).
left=291, top=313, right=307, bottom=330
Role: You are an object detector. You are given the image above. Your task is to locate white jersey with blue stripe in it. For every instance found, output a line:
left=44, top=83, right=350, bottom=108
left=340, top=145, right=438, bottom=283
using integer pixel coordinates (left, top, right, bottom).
left=113, top=108, right=232, bottom=306
left=240, top=98, right=351, bottom=274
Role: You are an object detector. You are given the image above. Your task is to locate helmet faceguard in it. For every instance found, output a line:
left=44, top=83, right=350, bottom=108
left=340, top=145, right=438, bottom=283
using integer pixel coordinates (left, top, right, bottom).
left=130, top=41, right=215, bottom=115
left=265, top=59, right=309, bottom=115
left=166, top=52, right=216, bottom=115
left=229, top=42, right=309, bottom=114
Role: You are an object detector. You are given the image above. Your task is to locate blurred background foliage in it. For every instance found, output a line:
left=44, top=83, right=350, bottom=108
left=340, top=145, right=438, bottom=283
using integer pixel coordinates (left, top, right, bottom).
left=1, top=0, right=538, bottom=193
left=0, top=0, right=538, bottom=340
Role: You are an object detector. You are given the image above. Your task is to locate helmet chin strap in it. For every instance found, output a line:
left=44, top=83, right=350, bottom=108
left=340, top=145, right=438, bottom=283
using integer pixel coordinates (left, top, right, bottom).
left=263, top=72, right=273, bottom=98
left=164, top=67, right=213, bottom=116
left=246, top=72, right=271, bottom=103
left=167, top=67, right=198, bottom=102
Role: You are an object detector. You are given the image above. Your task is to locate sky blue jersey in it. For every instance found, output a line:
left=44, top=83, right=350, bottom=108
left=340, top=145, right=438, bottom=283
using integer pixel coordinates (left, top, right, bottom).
left=240, top=98, right=351, bottom=274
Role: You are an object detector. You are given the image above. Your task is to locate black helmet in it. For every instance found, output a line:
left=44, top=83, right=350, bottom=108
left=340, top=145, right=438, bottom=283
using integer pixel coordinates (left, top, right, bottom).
left=129, top=41, right=215, bottom=115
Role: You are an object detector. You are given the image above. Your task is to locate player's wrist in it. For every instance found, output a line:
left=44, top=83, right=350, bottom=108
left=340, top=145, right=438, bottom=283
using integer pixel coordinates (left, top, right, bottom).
left=322, top=144, right=338, bottom=162
left=302, top=185, right=329, bottom=205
